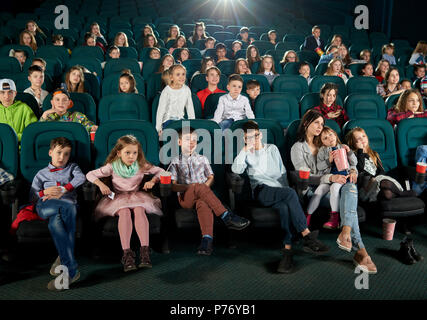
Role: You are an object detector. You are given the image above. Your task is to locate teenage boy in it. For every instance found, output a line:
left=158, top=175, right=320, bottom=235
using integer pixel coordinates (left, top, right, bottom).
left=10, top=49, right=27, bottom=69
left=245, top=79, right=261, bottom=111
left=0, top=79, right=37, bottom=141
left=212, top=74, right=254, bottom=131
left=24, top=65, right=49, bottom=109
left=231, top=120, right=329, bottom=273
left=169, top=127, right=250, bottom=255
left=31, top=137, right=86, bottom=291
left=215, top=43, right=229, bottom=63
left=303, top=25, right=325, bottom=55
left=196, top=66, right=226, bottom=111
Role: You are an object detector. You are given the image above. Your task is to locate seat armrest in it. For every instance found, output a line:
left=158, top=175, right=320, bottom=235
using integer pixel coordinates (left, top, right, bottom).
left=226, top=172, right=244, bottom=194
left=0, top=180, right=18, bottom=205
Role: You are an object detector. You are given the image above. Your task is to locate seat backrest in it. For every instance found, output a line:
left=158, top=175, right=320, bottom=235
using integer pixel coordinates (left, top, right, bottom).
left=67, top=57, right=103, bottom=80
left=344, top=93, right=386, bottom=120
left=42, top=92, right=97, bottom=123
left=203, top=92, right=228, bottom=119
left=217, top=60, right=236, bottom=77
left=182, top=59, right=202, bottom=82
left=36, top=45, right=70, bottom=69
left=346, top=76, right=378, bottom=95
left=101, top=72, right=145, bottom=97
left=0, top=44, right=34, bottom=60
left=271, top=75, right=309, bottom=100
left=343, top=119, right=397, bottom=172
left=20, top=122, right=91, bottom=181
left=15, top=92, right=41, bottom=119
left=103, top=58, right=141, bottom=77
left=395, top=118, right=427, bottom=167
left=254, top=92, right=299, bottom=128
left=250, top=41, right=275, bottom=55
left=309, top=75, right=347, bottom=101
left=296, top=50, right=319, bottom=67
left=385, top=94, right=401, bottom=110
left=314, top=62, right=328, bottom=76
left=71, top=45, right=104, bottom=62
left=98, top=93, right=149, bottom=123
left=142, top=58, right=161, bottom=80
left=146, top=72, right=163, bottom=103
left=0, top=57, right=22, bottom=76
left=94, top=120, right=159, bottom=168
left=240, top=74, right=271, bottom=93
left=0, top=123, right=18, bottom=177
left=283, top=61, right=314, bottom=76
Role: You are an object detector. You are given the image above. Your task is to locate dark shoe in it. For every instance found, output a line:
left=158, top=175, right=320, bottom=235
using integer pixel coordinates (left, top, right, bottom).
left=197, top=237, right=213, bottom=256
left=138, top=246, right=152, bottom=268
left=121, top=249, right=137, bottom=272
left=407, top=238, right=424, bottom=262
left=47, top=271, right=80, bottom=291
left=398, top=241, right=417, bottom=265
left=50, top=256, right=61, bottom=276
left=303, top=230, right=330, bottom=254
left=277, top=249, right=294, bottom=274
left=222, top=212, right=250, bottom=231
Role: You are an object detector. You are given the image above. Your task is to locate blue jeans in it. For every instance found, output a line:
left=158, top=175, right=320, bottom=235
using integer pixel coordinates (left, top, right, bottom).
left=339, top=183, right=365, bottom=250
left=36, top=199, right=78, bottom=278
left=162, top=120, right=174, bottom=130
left=255, top=184, right=307, bottom=245
left=219, top=118, right=234, bottom=131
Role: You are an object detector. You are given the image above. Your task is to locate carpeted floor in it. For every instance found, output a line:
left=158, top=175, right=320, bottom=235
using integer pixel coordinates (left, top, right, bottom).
left=0, top=219, right=426, bottom=300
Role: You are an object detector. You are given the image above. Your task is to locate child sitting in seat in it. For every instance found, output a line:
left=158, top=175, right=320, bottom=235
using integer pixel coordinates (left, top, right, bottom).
left=346, top=127, right=416, bottom=201
left=31, top=137, right=86, bottom=291
left=156, top=64, right=195, bottom=135
left=386, top=88, right=427, bottom=126
left=0, top=79, right=37, bottom=141
left=119, top=70, right=138, bottom=94
left=212, top=74, right=254, bottom=131
left=298, top=61, right=313, bottom=85
left=215, top=43, right=229, bottom=63
left=196, top=66, right=226, bottom=111
left=169, top=126, right=250, bottom=255
left=314, top=83, right=349, bottom=128
left=382, top=43, right=396, bottom=66
left=9, top=49, right=27, bottom=70
left=257, top=55, right=279, bottom=86
left=86, top=135, right=164, bottom=272
left=40, top=87, right=98, bottom=134
left=24, top=65, right=49, bottom=110
left=306, top=126, right=357, bottom=229
left=246, top=79, right=261, bottom=112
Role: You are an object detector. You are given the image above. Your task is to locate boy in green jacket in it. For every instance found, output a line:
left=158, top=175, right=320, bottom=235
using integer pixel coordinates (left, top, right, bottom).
left=0, top=79, right=37, bottom=141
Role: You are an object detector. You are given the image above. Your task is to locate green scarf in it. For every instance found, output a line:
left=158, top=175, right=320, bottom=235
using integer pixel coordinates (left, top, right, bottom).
left=112, top=160, right=139, bottom=178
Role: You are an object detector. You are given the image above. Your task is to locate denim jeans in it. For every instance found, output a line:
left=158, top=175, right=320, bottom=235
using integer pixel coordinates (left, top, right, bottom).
left=255, top=184, right=307, bottom=245
left=36, top=199, right=78, bottom=278
left=339, top=183, right=365, bottom=250
left=162, top=120, right=174, bottom=130
left=219, top=118, right=234, bottom=131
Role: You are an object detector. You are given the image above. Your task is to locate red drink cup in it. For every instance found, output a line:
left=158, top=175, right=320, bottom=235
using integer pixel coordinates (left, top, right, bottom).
left=416, top=162, right=427, bottom=174
left=382, top=218, right=396, bottom=241
left=160, top=172, right=172, bottom=184
left=334, top=148, right=349, bottom=172
left=299, top=168, right=310, bottom=180
left=90, top=131, right=95, bottom=142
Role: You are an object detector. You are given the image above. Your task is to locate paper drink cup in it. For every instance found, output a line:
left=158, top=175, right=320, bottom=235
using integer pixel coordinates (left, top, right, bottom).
left=160, top=172, right=172, bottom=184
left=299, top=168, right=310, bottom=180
left=382, top=218, right=396, bottom=241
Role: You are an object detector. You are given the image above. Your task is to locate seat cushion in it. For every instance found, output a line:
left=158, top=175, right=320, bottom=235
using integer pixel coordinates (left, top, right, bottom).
left=16, top=220, right=51, bottom=242
left=249, top=206, right=281, bottom=228
left=380, top=197, right=425, bottom=218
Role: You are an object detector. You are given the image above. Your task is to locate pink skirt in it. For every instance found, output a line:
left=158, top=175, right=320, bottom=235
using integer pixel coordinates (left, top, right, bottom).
left=94, top=191, right=163, bottom=221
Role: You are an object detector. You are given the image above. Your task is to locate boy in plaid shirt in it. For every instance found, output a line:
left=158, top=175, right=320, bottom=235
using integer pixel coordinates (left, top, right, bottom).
left=169, top=127, right=250, bottom=255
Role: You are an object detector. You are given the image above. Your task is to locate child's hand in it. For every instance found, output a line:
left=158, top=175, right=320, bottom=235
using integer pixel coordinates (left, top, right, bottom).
left=99, top=183, right=112, bottom=196
left=344, top=69, right=352, bottom=77
left=41, top=109, right=57, bottom=120
left=42, top=193, right=63, bottom=201
left=158, top=130, right=162, bottom=138
left=342, top=144, right=350, bottom=153
left=327, top=111, right=339, bottom=118
left=143, top=180, right=155, bottom=191
left=244, top=142, right=255, bottom=153
left=44, top=186, right=62, bottom=197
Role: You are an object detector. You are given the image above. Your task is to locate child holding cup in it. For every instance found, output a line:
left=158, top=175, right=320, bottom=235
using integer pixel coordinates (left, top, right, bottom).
left=305, top=126, right=357, bottom=229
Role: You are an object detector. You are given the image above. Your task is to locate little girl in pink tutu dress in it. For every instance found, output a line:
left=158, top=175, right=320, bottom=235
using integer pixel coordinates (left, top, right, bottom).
left=86, top=135, right=164, bottom=272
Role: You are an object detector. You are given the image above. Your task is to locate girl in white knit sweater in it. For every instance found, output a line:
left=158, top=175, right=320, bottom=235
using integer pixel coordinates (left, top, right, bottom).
left=156, top=64, right=195, bottom=135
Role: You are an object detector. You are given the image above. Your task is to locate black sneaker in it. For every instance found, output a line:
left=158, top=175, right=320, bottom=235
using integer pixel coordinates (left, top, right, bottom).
left=277, top=249, right=294, bottom=274
left=197, top=237, right=213, bottom=256
left=303, top=230, right=330, bottom=254
left=407, top=238, right=424, bottom=262
left=222, top=212, right=251, bottom=231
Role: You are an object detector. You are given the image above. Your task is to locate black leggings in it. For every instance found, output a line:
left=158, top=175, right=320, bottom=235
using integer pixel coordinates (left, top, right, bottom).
left=378, top=180, right=416, bottom=200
